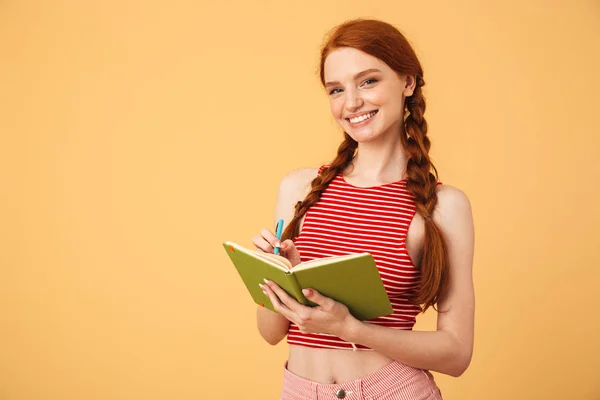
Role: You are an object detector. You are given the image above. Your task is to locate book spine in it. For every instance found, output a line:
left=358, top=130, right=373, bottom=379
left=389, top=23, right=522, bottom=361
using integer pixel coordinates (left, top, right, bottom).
left=287, top=272, right=309, bottom=306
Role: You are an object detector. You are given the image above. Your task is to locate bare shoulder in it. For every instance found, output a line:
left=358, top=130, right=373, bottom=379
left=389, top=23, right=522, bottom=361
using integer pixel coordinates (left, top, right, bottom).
left=434, top=183, right=473, bottom=225
left=432, top=183, right=475, bottom=257
left=274, top=167, right=320, bottom=224
left=278, top=167, right=320, bottom=199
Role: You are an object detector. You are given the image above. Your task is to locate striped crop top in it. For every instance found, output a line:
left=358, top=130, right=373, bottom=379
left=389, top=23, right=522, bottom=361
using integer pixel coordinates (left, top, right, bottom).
left=287, top=164, right=441, bottom=351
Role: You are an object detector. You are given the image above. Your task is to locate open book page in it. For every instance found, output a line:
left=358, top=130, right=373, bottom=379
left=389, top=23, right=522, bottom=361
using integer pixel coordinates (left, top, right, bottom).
left=292, top=252, right=367, bottom=271
left=252, top=251, right=293, bottom=270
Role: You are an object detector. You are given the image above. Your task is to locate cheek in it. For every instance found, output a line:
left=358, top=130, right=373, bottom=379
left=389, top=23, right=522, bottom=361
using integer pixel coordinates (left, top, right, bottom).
left=364, top=85, right=397, bottom=109
left=369, top=90, right=405, bottom=119
left=330, top=99, right=344, bottom=119
left=362, top=91, right=383, bottom=106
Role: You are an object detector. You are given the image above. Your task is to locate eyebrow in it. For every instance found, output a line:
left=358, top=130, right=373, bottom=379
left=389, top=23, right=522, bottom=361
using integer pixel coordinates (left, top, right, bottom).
left=325, top=68, right=382, bottom=87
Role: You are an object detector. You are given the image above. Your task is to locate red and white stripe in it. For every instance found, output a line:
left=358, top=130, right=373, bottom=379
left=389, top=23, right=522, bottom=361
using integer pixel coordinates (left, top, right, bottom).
left=289, top=165, right=439, bottom=351
left=280, top=360, right=443, bottom=399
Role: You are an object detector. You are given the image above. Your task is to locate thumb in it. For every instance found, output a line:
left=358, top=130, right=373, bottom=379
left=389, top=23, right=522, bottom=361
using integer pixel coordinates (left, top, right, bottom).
left=302, top=288, right=324, bottom=304
left=302, top=288, right=335, bottom=311
left=280, top=239, right=296, bottom=251
left=279, top=239, right=300, bottom=255
left=280, top=239, right=301, bottom=267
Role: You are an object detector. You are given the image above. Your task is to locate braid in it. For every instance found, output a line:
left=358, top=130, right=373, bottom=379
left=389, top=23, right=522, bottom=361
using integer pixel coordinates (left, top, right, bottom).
left=280, top=133, right=357, bottom=242
left=403, top=75, right=450, bottom=313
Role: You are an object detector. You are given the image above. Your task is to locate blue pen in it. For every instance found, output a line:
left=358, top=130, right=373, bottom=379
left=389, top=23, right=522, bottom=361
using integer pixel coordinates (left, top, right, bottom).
left=274, top=218, right=284, bottom=255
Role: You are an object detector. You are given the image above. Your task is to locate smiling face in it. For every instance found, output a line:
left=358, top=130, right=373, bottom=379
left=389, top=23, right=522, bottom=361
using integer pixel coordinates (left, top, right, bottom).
left=323, top=47, right=414, bottom=143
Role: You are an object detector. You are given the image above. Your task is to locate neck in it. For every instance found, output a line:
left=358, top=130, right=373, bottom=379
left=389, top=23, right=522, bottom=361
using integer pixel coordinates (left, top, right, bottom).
left=344, top=123, right=409, bottom=185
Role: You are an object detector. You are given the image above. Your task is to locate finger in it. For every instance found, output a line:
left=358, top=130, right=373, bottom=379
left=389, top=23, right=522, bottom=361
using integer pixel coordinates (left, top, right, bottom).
left=252, top=235, right=274, bottom=253
left=302, top=288, right=334, bottom=311
left=260, top=282, right=294, bottom=319
left=260, top=228, right=281, bottom=250
left=264, top=279, right=304, bottom=313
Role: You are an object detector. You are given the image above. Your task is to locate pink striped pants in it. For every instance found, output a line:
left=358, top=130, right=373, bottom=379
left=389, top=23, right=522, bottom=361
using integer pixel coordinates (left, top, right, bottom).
left=280, top=360, right=443, bottom=400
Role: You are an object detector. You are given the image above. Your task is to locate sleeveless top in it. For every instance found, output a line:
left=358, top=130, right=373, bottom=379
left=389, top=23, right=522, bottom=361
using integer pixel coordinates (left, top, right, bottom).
left=287, top=164, right=442, bottom=350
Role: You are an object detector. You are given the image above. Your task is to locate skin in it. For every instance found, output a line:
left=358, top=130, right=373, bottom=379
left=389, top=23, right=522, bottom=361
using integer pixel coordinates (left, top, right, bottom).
left=253, top=47, right=475, bottom=384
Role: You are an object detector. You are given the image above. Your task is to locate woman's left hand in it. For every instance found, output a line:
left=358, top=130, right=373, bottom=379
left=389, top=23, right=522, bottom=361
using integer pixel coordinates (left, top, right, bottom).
left=259, top=279, right=357, bottom=338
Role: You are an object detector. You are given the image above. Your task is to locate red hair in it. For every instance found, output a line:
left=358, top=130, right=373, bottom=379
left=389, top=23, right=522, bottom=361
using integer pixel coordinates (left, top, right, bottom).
left=281, top=18, right=449, bottom=313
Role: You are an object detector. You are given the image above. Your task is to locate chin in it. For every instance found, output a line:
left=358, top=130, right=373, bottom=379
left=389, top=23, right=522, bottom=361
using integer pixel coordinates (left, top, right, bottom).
left=344, top=127, right=384, bottom=143
left=349, top=133, right=379, bottom=143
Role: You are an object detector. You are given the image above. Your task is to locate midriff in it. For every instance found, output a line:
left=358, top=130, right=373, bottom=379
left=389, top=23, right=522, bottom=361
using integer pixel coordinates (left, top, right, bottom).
left=287, top=344, right=394, bottom=384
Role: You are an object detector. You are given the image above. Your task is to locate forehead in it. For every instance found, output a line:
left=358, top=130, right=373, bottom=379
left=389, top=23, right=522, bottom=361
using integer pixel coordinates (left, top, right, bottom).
left=323, top=47, right=390, bottom=80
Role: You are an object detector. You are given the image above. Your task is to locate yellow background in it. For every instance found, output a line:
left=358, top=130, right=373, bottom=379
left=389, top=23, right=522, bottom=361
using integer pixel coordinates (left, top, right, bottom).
left=1, top=0, right=599, bottom=399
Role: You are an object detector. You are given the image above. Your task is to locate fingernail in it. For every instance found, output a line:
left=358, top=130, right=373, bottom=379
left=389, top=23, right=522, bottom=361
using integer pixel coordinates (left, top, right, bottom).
left=274, top=242, right=280, bottom=247
left=262, top=290, right=267, bottom=295
left=263, top=278, right=270, bottom=284
left=258, top=283, right=264, bottom=289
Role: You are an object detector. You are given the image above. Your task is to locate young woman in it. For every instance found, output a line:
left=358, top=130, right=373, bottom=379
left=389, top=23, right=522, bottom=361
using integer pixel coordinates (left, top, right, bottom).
left=252, top=18, right=475, bottom=400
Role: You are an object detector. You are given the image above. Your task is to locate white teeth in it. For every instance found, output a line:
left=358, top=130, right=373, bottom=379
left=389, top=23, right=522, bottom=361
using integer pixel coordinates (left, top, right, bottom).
left=349, top=111, right=377, bottom=124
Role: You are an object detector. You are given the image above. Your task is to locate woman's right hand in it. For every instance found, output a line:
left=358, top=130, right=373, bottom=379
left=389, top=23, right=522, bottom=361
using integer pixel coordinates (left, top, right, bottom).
left=252, top=228, right=302, bottom=268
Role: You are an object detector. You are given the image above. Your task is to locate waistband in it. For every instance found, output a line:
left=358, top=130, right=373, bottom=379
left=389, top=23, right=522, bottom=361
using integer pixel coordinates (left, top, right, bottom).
left=282, top=359, right=439, bottom=399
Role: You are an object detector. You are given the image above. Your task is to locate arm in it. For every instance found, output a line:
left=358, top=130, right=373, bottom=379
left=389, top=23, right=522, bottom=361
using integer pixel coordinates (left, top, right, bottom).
left=342, top=185, right=475, bottom=377
left=256, top=168, right=319, bottom=345
left=257, top=306, right=290, bottom=346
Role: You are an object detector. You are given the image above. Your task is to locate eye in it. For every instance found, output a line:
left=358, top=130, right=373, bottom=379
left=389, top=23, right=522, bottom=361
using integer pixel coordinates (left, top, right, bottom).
left=328, top=78, right=378, bottom=95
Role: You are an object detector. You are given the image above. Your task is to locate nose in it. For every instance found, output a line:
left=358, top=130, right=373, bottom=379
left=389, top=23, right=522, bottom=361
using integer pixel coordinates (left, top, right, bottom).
left=344, top=88, right=363, bottom=111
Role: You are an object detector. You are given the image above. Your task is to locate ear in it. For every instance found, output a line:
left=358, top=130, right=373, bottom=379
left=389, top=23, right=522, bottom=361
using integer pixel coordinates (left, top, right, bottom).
left=403, top=74, right=417, bottom=97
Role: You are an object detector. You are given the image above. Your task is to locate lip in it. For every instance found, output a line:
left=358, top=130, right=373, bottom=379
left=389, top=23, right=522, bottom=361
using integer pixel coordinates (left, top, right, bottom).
left=345, top=109, right=378, bottom=120
left=345, top=109, right=378, bottom=127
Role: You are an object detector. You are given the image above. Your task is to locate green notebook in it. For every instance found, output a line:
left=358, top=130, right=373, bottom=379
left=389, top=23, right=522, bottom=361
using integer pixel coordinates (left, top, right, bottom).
left=223, top=241, right=393, bottom=321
